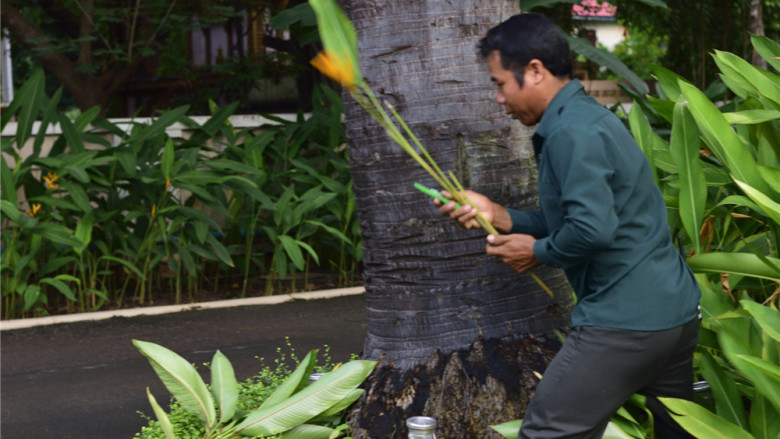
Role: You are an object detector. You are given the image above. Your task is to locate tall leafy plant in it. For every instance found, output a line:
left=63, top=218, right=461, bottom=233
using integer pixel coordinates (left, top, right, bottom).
left=628, top=35, right=780, bottom=438
left=1, top=68, right=360, bottom=319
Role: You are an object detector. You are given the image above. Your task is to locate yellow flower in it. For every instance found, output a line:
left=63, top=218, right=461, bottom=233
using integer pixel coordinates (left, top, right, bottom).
left=26, top=203, right=42, bottom=217
left=310, top=50, right=357, bottom=90
left=43, top=172, right=60, bottom=190
left=165, top=177, right=170, bottom=192
left=151, top=204, right=157, bottom=218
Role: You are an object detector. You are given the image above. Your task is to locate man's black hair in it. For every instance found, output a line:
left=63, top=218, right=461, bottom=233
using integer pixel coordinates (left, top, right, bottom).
left=478, top=13, right=573, bottom=86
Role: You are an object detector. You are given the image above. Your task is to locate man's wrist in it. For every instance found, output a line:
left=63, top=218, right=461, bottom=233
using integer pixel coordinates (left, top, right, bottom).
left=491, top=204, right=513, bottom=233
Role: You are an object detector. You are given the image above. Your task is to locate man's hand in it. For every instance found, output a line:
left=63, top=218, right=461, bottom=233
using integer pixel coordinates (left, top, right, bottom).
left=485, top=234, right=542, bottom=274
left=436, top=190, right=512, bottom=232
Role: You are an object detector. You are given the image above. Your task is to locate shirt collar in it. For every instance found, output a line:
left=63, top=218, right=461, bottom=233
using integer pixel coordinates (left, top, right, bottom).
left=532, top=79, right=586, bottom=155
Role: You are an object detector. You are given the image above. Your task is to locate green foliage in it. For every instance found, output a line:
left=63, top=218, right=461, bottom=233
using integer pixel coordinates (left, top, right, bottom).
left=596, top=30, right=668, bottom=81
left=628, top=35, right=780, bottom=439
left=612, top=0, right=780, bottom=88
left=0, top=68, right=361, bottom=319
left=133, top=340, right=373, bottom=439
left=492, top=394, right=654, bottom=438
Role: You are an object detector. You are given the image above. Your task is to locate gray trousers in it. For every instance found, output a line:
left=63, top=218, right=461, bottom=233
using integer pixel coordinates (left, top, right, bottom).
left=519, top=317, right=700, bottom=439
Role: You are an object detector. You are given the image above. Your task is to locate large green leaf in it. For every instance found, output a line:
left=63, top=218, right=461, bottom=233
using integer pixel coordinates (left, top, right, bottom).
left=687, top=252, right=780, bottom=282
left=628, top=104, right=664, bottom=186
left=757, top=165, right=780, bottom=192
left=491, top=419, right=521, bottom=439
left=740, top=300, right=780, bottom=344
left=33, top=86, right=64, bottom=157
left=670, top=101, right=706, bottom=254
left=99, top=255, right=145, bottom=280
left=39, top=277, right=77, bottom=302
left=307, top=388, right=364, bottom=424
left=10, top=68, right=45, bottom=148
left=129, top=106, right=190, bottom=144
left=650, top=65, right=685, bottom=102
left=146, top=388, right=176, bottom=439
left=74, top=106, right=100, bottom=132
left=723, top=109, right=780, bottom=125
left=751, top=34, right=780, bottom=73
left=733, top=180, right=780, bottom=225
left=211, top=350, right=239, bottom=423
left=206, top=233, right=235, bottom=268
left=234, top=359, right=376, bottom=436
left=749, top=393, right=780, bottom=439
left=679, top=81, right=771, bottom=195
left=698, top=351, right=747, bottom=428
left=33, top=224, right=83, bottom=248
left=1, top=160, right=18, bottom=205
left=714, top=50, right=780, bottom=107
left=133, top=340, right=217, bottom=429
left=260, top=350, right=318, bottom=410
left=279, top=235, right=306, bottom=271
left=735, top=354, right=780, bottom=382
left=601, top=422, right=637, bottom=439
left=59, top=181, right=92, bottom=214
left=732, top=354, right=780, bottom=413
left=280, top=424, right=336, bottom=439
left=566, top=36, right=649, bottom=95
left=659, top=397, right=754, bottom=439
left=161, top=138, right=174, bottom=181
left=58, top=113, right=86, bottom=154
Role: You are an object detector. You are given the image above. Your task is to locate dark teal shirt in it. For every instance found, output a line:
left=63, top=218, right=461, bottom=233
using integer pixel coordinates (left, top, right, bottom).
left=508, top=79, right=700, bottom=331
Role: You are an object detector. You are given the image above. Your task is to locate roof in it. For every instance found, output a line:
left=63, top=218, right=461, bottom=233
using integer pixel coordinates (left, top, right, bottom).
left=572, top=0, right=617, bottom=20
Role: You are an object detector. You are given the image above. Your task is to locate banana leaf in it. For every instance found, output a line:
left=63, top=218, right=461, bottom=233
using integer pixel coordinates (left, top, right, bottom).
left=660, top=397, right=753, bottom=439
left=234, top=359, right=376, bottom=437
left=260, top=350, right=318, bottom=410
left=211, top=350, right=239, bottom=423
left=567, top=36, right=649, bottom=95
left=147, top=388, right=176, bottom=439
left=133, top=339, right=217, bottom=429
left=687, top=252, right=780, bottom=282
left=679, top=81, right=771, bottom=195
left=670, top=101, right=706, bottom=254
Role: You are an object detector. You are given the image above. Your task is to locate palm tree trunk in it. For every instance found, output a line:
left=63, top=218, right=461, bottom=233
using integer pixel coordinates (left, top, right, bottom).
left=342, top=0, right=574, bottom=437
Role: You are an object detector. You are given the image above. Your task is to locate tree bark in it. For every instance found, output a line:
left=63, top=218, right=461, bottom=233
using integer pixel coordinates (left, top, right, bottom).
left=749, top=0, right=767, bottom=69
left=342, top=0, right=574, bottom=437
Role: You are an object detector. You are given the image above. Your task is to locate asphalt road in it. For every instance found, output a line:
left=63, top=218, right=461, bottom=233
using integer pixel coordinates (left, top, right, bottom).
left=1, top=293, right=367, bottom=439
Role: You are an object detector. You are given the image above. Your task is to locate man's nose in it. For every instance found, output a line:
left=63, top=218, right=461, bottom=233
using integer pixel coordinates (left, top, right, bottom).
left=496, top=93, right=506, bottom=104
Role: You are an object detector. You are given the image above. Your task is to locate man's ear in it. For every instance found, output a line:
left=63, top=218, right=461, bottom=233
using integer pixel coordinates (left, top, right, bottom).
left=525, top=59, right=547, bottom=84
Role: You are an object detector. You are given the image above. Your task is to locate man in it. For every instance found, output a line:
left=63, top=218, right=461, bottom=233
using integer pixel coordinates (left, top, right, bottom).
left=436, top=13, right=701, bottom=439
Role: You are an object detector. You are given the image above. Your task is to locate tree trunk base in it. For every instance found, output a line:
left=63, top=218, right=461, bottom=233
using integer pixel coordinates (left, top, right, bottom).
left=348, top=333, right=562, bottom=438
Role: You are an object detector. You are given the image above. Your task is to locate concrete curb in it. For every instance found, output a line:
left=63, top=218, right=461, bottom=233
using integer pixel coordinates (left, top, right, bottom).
left=0, top=286, right=365, bottom=331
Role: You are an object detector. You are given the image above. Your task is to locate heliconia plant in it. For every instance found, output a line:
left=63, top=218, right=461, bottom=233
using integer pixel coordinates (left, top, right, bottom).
left=0, top=66, right=360, bottom=319
left=133, top=340, right=376, bottom=439
left=626, top=34, right=780, bottom=439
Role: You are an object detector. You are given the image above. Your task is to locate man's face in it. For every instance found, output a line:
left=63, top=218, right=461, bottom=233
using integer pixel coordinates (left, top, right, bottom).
left=486, top=51, right=542, bottom=126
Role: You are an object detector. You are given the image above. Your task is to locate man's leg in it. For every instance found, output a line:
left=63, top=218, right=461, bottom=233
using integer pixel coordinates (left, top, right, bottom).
left=640, top=316, right=700, bottom=439
left=519, top=321, right=698, bottom=439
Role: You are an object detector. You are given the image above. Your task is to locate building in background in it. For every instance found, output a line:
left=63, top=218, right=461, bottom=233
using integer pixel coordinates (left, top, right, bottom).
left=572, top=0, right=625, bottom=50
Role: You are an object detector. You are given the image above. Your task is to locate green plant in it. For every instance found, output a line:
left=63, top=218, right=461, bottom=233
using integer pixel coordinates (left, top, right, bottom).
left=133, top=340, right=375, bottom=439
left=1, top=67, right=361, bottom=320
left=627, top=34, right=780, bottom=438
left=596, top=29, right=668, bottom=81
